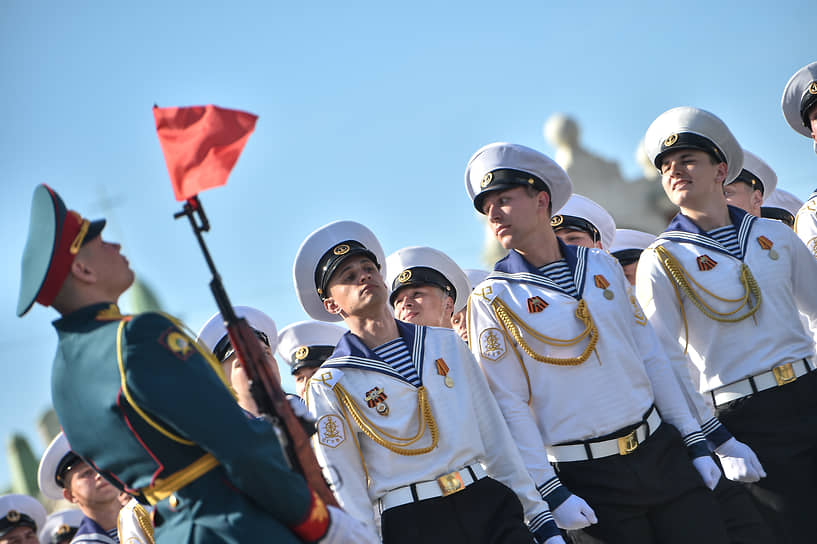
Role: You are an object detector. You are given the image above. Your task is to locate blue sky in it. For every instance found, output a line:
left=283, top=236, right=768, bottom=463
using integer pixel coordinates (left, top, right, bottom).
left=1, top=1, right=814, bottom=491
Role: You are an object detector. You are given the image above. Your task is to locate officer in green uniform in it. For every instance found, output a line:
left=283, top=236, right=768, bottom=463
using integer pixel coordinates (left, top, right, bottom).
left=16, top=184, right=373, bottom=544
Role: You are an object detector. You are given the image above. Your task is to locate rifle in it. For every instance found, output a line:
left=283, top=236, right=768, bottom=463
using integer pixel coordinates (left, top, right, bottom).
left=174, top=195, right=339, bottom=508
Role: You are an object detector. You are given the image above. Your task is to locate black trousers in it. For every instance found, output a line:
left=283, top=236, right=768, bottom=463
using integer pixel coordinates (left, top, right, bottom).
left=381, top=477, right=534, bottom=544
left=710, top=457, right=775, bottom=544
left=716, top=369, right=817, bottom=543
left=557, top=423, right=729, bottom=544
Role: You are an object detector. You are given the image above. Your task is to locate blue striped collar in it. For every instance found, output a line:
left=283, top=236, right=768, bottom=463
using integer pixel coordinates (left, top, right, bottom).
left=325, top=319, right=426, bottom=386
left=488, top=239, right=589, bottom=299
left=658, top=205, right=756, bottom=260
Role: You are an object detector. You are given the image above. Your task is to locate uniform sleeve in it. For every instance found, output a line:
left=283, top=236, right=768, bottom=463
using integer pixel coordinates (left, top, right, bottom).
left=122, top=314, right=315, bottom=528
left=452, top=337, right=558, bottom=538
left=794, top=199, right=817, bottom=258
left=466, top=291, right=570, bottom=512
left=635, top=249, right=733, bottom=449
left=305, top=371, right=378, bottom=535
left=788, top=225, right=817, bottom=325
left=615, top=266, right=708, bottom=458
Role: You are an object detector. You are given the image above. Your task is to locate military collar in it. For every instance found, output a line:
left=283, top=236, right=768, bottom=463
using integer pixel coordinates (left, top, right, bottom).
left=74, top=515, right=117, bottom=543
left=325, top=319, right=427, bottom=386
left=658, top=205, right=756, bottom=259
left=488, top=238, right=589, bottom=299
left=52, top=302, right=126, bottom=332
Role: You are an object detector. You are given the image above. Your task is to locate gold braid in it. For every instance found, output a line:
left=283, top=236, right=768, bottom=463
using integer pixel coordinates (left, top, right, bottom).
left=491, top=297, right=599, bottom=366
left=332, top=384, right=438, bottom=455
left=654, top=245, right=761, bottom=323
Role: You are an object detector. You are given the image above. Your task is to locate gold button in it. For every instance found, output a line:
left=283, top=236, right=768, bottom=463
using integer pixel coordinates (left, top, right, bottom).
left=169, top=494, right=179, bottom=509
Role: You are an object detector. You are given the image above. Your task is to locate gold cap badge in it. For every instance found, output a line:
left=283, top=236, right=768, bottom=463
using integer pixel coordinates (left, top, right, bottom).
left=809, top=81, right=817, bottom=95
left=480, top=172, right=493, bottom=188
left=397, top=269, right=412, bottom=283
left=664, top=133, right=678, bottom=146
left=333, top=244, right=350, bottom=256
left=550, top=215, right=564, bottom=227
left=57, top=524, right=72, bottom=536
left=6, top=510, right=20, bottom=523
left=294, top=346, right=309, bottom=361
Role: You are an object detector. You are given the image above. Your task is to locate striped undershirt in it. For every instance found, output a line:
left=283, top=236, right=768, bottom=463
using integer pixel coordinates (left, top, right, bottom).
left=707, top=224, right=742, bottom=258
left=538, top=259, right=578, bottom=297
left=373, top=338, right=421, bottom=386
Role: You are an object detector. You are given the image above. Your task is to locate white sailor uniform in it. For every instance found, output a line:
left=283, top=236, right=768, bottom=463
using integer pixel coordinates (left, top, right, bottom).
left=468, top=240, right=727, bottom=543
left=636, top=206, right=817, bottom=541
left=794, top=189, right=817, bottom=259
left=306, top=319, right=559, bottom=542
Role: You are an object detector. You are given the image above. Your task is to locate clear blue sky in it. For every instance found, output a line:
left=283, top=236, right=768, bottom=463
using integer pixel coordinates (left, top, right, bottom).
left=1, top=1, right=814, bottom=491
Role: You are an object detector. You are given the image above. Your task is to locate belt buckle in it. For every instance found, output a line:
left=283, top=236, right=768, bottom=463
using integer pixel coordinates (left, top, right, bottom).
left=772, top=362, right=796, bottom=386
left=437, top=471, right=465, bottom=497
left=617, top=430, right=639, bottom=455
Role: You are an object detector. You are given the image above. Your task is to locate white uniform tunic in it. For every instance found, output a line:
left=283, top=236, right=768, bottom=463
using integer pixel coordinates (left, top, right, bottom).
left=636, top=207, right=817, bottom=441
left=794, top=189, right=817, bottom=258
left=306, top=319, right=555, bottom=537
left=467, top=241, right=706, bottom=502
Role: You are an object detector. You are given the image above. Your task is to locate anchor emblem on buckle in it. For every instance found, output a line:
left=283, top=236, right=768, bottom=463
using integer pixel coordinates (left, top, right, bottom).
left=618, top=430, right=639, bottom=455
left=772, top=363, right=796, bottom=386
left=437, top=471, right=465, bottom=496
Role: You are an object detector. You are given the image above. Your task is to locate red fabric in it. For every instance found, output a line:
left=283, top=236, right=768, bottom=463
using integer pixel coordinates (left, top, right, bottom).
left=37, top=187, right=85, bottom=306
left=153, top=105, right=258, bottom=201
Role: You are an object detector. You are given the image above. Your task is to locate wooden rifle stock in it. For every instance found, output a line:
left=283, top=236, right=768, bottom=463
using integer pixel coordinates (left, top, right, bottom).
left=175, top=196, right=339, bottom=508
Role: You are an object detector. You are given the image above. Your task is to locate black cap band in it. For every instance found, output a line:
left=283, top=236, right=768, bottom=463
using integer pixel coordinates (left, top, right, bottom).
left=550, top=215, right=600, bottom=242
left=55, top=451, right=81, bottom=488
left=290, top=345, right=335, bottom=374
left=655, top=132, right=727, bottom=168
left=474, top=169, right=551, bottom=212
left=389, top=266, right=456, bottom=306
left=611, top=248, right=644, bottom=266
left=732, top=169, right=764, bottom=194
left=52, top=524, right=79, bottom=544
left=314, top=240, right=380, bottom=300
left=213, top=329, right=269, bottom=362
left=800, top=83, right=817, bottom=129
left=761, top=206, right=795, bottom=228
left=0, top=513, right=37, bottom=537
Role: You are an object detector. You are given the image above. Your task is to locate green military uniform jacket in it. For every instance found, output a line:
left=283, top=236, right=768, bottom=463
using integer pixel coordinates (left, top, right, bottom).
left=51, top=303, right=315, bottom=543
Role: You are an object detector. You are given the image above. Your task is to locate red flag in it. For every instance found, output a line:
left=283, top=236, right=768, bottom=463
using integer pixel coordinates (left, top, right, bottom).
left=153, top=105, right=258, bottom=201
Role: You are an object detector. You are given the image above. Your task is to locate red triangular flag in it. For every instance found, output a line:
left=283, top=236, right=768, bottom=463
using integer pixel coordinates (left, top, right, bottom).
left=153, top=105, right=258, bottom=201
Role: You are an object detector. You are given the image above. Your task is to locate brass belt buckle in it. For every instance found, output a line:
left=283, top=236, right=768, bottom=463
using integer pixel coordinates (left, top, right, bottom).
left=772, top=362, right=796, bottom=386
left=618, top=430, right=639, bottom=455
left=437, top=471, right=465, bottom=496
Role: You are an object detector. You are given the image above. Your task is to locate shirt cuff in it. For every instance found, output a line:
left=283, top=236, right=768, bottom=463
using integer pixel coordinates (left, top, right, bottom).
left=701, top=417, right=732, bottom=449
left=537, top=476, right=571, bottom=510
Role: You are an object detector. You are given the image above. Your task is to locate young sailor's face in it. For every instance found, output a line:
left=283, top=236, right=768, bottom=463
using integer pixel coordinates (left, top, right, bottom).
left=392, top=284, right=451, bottom=328
left=659, top=149, right=726, bottom=209
left=482, top=186, right=543, bottom=250
left=325, top=256, right=386, bottom=315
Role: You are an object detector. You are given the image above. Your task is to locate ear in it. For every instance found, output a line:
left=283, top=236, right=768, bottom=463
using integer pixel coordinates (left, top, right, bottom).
left=443, top=296, right=455, bottom=316
left=537, top=189, right=551, bottom=212
left=593, top=240, right=604, bottom=250
left=715, top=162, right=728, bottom=184
left=323, top=296, right=343, bottom=315
left=69, top=256, right=97, bottom=285
left=62, top=487, right=77, bottom=504
left=752, top=189, right=764, bottom=210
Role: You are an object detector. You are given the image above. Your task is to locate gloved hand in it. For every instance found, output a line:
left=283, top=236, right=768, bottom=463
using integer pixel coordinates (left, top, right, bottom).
left=715, top=437, right=766, bottom=483
left=692, top=455, right=722, bottom=490
left=287, top=394, right=317, bottom=436
left=319, top=505, right=379, bottom=544
left=552, top=494, right=598, bottom=530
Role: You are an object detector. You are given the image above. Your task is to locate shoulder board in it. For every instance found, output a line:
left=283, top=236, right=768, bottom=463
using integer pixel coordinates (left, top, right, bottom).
left=310, top=367, right=344, bottom=389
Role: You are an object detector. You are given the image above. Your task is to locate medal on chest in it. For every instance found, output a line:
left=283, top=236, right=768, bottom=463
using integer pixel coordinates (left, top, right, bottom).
left=365, top=386, right=389, bottom=416
left=593, top=274, right=614, bottom=299
left=435, top=358, right=454, bottom=388
left=757, top=236, right=778, bottom=260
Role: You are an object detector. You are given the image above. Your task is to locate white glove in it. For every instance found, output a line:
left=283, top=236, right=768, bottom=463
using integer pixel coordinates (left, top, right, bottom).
left=552, top=494, right=598, bottom=530
left=691, top=456, right=722, bottom=490
left=543, top=536, right=566, bottom=544
left=319, top=505, right=379, bottom=544
left=715, top=437, right=767, bottom=483
left=287, top=394, right=314, bottom=421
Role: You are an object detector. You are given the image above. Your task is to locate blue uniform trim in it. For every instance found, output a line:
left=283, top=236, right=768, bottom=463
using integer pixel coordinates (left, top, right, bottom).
left=531, top=518, right=560, bottom=542
left=488, top=239, right=589, bottom=300
left=537, top=476, right=571, bottom=509
left=73, top=516, right=118, bottom=544
left=701, top=417, right=732, bottom=449
left=658, top=205, right=757, bottom=261
left=682, top=431, right=710, bottom=459
left=325, top=320, right=426, bottom=387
